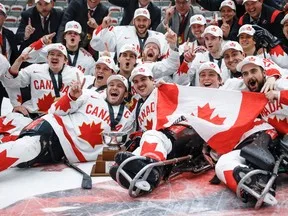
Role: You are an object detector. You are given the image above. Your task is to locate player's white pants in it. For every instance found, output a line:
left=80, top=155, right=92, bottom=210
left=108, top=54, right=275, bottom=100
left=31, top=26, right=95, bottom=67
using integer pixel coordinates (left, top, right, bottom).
left=0, top=136, right=41, bottom=172
left=215, top=150, right=248, bottom=192
left=133, top=130, right=172, bottom=161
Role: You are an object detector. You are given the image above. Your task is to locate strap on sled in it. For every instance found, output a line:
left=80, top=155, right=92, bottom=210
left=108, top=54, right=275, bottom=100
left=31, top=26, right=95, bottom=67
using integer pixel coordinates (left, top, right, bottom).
left=116, top=155, right=195, bottom=197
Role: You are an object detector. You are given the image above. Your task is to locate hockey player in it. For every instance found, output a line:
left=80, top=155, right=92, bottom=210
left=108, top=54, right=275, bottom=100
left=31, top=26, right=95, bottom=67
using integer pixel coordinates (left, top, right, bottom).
left=220, top=40, right=288, bottom=91
left=84, top=55, right=118, bottom=95
left=21, top=21, right=96, bottom=75
left=178, top=14, right=207, bottom=56
left=0, top=74, right=134, bottom=171
left=109, top=65, right=205, bottom=194
left=90, top=8, right=169, bottom=59
left=140, top=26, right=180, bottom=83
left=215, top=56, right=288, bottom=206
left=0, top=43, right=84, bottom=143
left=174, top=25, right=230, bottom=86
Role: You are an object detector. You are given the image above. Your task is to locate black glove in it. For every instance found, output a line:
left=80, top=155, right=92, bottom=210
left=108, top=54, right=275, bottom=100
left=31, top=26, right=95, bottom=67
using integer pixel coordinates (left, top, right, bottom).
left=252, top=25, right=280, bottom=51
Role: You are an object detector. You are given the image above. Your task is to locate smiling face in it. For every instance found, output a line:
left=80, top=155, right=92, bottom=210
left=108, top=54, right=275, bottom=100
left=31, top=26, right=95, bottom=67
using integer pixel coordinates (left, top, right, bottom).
left=199, top=70, right=222, bottom=88
left=241, top=63, right=265, bottom=92
left=220, top=6, right=236, bottom=23
left=223, top=49, right=245, bottom=72
left=133, top=16, right=151, bottom=37
left=106, top=80, right=127, bottom=105
left=239, top=33, right=256, bottom=51
left=244, top=0, right=262, bottom=20
left=47, top=50, right=67, bottom=73
left=94, top=63, right=114, bottom=88
left=64, top=31, right=81, bottom=50
left=190, top=24, right=205, bottom=39
left=132, top=75, right=154, bottom=99
left=142, top=42, right=160, bottom=62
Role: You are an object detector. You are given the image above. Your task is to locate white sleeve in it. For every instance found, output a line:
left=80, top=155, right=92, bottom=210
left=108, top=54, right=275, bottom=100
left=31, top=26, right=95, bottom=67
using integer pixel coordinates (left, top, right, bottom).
left=22, top=39, right=47, bottom=64
left=90, top=26, right=117, bottom=52
left=152, top=49, right=180, bottom=79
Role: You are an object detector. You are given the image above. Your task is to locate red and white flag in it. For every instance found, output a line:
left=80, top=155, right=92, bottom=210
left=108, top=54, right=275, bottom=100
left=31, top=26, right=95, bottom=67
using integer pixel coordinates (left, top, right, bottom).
left=154, top=84, right=269, bottom=154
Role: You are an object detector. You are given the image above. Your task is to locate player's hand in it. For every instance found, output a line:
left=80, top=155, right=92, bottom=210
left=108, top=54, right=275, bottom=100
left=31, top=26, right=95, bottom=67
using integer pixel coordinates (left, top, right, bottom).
left=183, top=42, right=196, bottom=63
left=221, top=17, right=230, bottom=38
left=24, top=18, right=35, bottom=40
left=13, top=105, right=29, bottom=117
left=164, top=24, right=177, bottom=48
left=41, top=32, right=56, bottom=45
left=261, top=76, right=276, bottom=93
left=164, top=3, right=175, bottom=24
left=101, top=42, right=111, bottom=57
left=70, top=73, right=86, bottom=99
left=87, top=12, right=98, bottom=29
left=265, top=90, right=279, bottom=103
left=209, top=12, right=218, bottom=26
left=155, top=79, right=166, bottom=88
left=102, top=11, right=112, bottom=29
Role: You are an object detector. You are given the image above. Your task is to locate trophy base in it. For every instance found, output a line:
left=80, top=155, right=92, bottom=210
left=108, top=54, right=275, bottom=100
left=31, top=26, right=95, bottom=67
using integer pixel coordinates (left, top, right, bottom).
left=90, top=146, right=125, bottom=177
left=90, top=155, right=114, bottom=176
left=102, top=146, right=125, bottom=161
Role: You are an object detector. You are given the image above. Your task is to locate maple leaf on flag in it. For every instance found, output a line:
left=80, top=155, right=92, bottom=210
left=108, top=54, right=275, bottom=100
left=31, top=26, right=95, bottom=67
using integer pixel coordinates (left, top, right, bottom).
left=54, top=95, right=71, bottom=112
left=140, top=141, right=165, bottom=161
left=0, top=150, right=19, bottom=171
left=268, top=116, right=288, bottom=134
left=145, top=119, right=153, bottom=130
left=0, top=117, right=16, bottom=133
left=78, top=122, right=104, bottom=148
left=194, top=103, right=226, bottom=125
left=37, top=92, right=55, bottom=112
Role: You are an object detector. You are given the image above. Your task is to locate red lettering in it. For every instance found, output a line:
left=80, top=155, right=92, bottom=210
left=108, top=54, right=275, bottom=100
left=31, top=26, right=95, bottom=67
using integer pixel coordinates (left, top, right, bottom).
left=61, top=86, right=69, bottom=94
left=86, top=104, right=93, bottom=114
left=34, top=80, right=39, bottom=89
left=124, top=110, right=130, bottom=118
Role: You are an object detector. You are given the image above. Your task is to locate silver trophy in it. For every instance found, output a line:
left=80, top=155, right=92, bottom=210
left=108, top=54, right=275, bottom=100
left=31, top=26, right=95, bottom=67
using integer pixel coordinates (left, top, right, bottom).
left=101, top=131, right=127, bottom=150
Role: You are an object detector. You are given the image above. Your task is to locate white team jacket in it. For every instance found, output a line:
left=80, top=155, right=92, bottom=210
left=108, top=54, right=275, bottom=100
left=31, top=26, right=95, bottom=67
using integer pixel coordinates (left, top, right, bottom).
left=23, top=39, right=96, bottom=75
left=44, top=90, right=134, bottom=162
left=90, top=25, right=169, bottom=59
left=3, top=64, right=84, bottom=113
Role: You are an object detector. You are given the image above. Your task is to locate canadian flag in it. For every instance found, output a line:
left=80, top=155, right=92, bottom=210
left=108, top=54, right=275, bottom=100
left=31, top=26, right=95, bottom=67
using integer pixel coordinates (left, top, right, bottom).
left=154, top=84, right=269, bottom=154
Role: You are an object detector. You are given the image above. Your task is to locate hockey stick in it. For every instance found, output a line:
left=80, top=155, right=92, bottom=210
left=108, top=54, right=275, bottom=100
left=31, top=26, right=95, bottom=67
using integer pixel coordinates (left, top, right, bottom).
left=64, top=159, right=92, bottom=189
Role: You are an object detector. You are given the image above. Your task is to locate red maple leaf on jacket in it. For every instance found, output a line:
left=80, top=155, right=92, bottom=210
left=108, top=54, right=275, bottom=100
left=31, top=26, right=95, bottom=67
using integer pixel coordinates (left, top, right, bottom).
left=145, top=119, right=153, bottom=130
left=54, top=95, right=71, bottom=112
left=0, top=117, right=16, bottom=133
left=78, top=122, right=104, bottom=148
left=140, top=141, right=165, bottom=161
left=194, top=103, right=226, bottom=125
left=37, top=92, right=55, bottom=112
left=0, top=150, right=19, bottom=171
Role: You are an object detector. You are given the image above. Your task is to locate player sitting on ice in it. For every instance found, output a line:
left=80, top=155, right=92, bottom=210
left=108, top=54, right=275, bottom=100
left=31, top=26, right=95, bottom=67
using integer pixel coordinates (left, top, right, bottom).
left=109, top=65, right=210, bottom=196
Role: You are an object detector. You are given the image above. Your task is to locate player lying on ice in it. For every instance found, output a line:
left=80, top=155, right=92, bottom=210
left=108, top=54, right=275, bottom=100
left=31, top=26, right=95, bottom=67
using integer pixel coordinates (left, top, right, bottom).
left=0, top=74, right=134, bottom=174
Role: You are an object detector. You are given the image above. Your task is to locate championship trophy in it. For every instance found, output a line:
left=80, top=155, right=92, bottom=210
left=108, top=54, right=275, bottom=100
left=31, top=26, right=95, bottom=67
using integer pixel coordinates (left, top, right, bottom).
left=91, top=132, right=127, bottom=176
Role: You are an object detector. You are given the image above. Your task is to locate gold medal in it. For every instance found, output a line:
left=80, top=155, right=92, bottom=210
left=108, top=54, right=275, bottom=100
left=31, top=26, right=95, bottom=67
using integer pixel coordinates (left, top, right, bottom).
left=178, top=36, right=183, bottom=45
